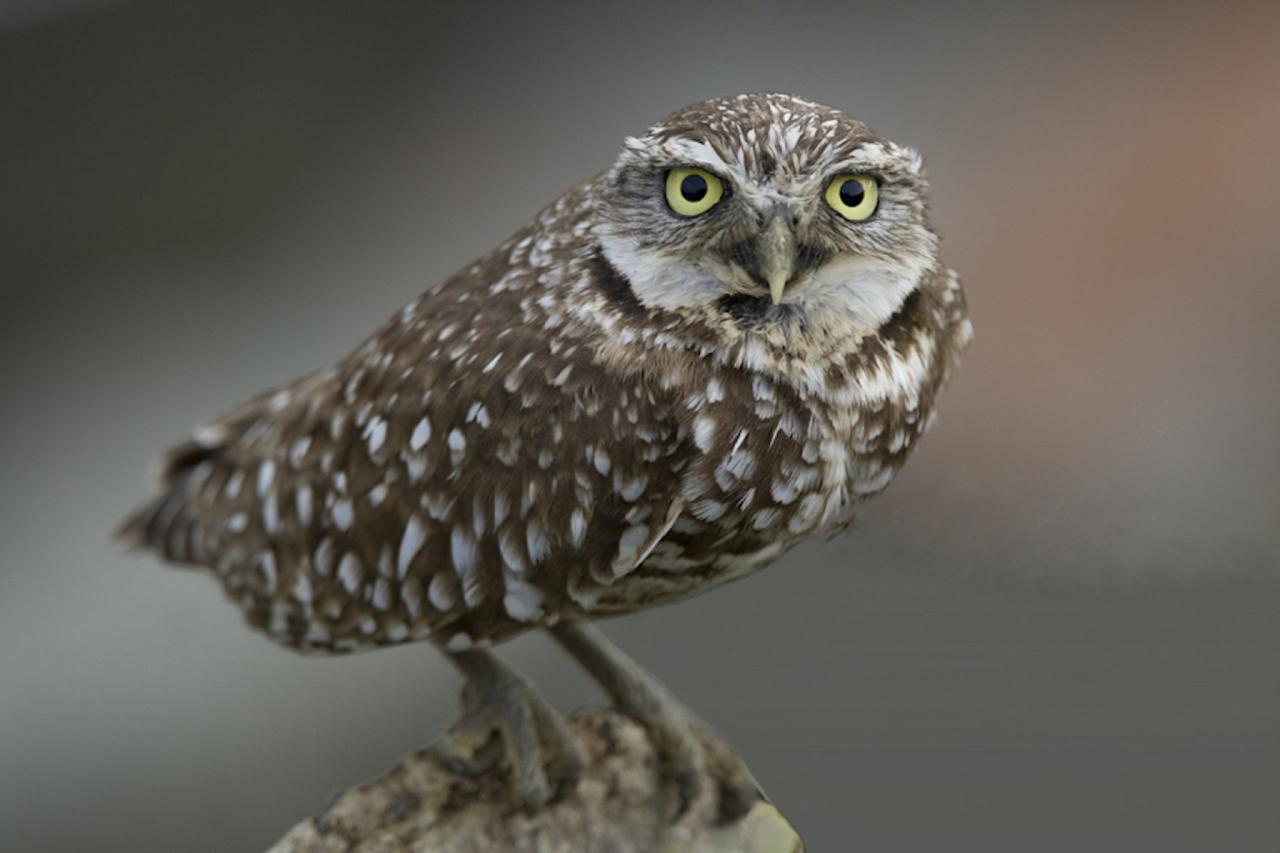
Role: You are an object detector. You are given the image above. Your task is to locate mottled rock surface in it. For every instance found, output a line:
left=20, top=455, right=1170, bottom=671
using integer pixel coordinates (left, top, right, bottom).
left=270, top=709, right=802, bottom=853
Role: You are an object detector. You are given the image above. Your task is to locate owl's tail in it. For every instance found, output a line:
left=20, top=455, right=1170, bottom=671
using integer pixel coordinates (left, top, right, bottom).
left=115, top=438, right=222, bottom=567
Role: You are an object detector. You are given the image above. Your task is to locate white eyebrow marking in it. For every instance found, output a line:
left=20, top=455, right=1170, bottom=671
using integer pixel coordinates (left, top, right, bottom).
left=664, top=137, right=731, bottom=174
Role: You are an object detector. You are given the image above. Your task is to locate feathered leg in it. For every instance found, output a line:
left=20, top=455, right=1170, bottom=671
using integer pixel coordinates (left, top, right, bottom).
left=549, top=621, right=763, bottom=820
left=441, top=647, right=585, bottom=813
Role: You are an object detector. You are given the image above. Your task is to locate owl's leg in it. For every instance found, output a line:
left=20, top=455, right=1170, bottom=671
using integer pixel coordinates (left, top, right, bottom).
left=440, top=647, right=585, bottom=813
left=548, top=621, right=763, bottom=820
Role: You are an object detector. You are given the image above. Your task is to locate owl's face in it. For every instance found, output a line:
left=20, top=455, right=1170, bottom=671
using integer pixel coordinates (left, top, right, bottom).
left=596, top=94, right=940, bottom=342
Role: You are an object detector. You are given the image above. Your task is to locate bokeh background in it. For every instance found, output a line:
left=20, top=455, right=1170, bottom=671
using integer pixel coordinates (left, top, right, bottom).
left=2, top=1, right=1278, bottom=850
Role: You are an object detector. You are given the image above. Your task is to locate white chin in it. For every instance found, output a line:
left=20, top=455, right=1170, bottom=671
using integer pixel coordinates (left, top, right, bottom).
left=794, top=253, right=927, bottom=336
left=600, top=231, right=927, bottom=337
left=598, top=233, right=726, bottom=311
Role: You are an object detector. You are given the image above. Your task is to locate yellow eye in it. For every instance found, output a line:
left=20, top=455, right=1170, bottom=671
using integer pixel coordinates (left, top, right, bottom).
left=665, top=168, right=724, bottom=217
left=824, top=174, right=878, bottom=221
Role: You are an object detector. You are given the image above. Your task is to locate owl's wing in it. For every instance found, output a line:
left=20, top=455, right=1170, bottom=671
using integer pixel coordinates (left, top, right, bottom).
left=118, top=255, right=690, bottom=651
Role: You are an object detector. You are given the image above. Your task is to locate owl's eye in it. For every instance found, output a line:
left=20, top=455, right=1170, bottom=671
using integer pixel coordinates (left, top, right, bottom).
left=824, top=174, right=879, bottom=221
left=665, top=168, right=724, bottom=217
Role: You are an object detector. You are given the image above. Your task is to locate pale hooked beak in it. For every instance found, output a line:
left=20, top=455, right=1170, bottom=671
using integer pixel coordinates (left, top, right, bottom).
left=759, top=212, right=797, bottom=305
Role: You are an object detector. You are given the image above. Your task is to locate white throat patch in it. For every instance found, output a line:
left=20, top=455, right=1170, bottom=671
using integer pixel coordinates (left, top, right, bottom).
left=598, top=232, right=727, bottom=312
left=600, top=229, right=925, bottom=342
left=792, top=252, right=927, bottom=341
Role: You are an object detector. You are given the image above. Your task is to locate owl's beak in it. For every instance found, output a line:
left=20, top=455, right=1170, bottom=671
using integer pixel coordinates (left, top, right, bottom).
left=759, top=213, right=796, bottom=305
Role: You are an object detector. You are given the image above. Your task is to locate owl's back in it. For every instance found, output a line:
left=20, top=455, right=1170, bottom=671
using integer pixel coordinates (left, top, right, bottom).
left=119, top=217, right=699, bottom=653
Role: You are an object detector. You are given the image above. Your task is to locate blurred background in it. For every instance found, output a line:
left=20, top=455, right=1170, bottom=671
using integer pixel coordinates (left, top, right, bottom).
left=2, top=1, right=1277, bottom=850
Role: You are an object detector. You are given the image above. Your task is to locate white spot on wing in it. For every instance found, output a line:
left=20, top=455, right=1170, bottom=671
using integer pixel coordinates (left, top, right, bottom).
left=372, top=578, right=392, bottom=611
left=499, top=528, right=526, bottom=573
left=292, top=572, right=313, bottom=605
left=401, top=577, right=423, bottom=619
left=289, top=436, right=311, bottom=468
left=448, top=429, right=466, bottom=464
left=398, top=514, right=426, bottom=579
left=770, top=479, right=799, bottom=505
left=295, top=486, right=313, bottom=526
left=409, top=417, right=431, bottom=450
left=331, top=499, right=354, bottom=531
left=364, top=416, right=387, bottom=456
left=618, top=524, right=649, bottom=555
left=450, top=526, right=476, bottom=576
left=428, top=573, right=457, bottom=610
left=691, top=499, right=726, bottom=521
left=465, top=402, right=491, bottom=428
left=616, top=474, right=647, bottom=502
left=257, top=460, right=275, bottom=497
left=493, top=491, right=510, bottom=527
left=693, top=415, right=716, bottom=452
left=262, top=492, right=279, bottom=534
left=503, top=578, right=545, bottom=623
left=525, top=519, right=550, bottom=565
left=338, top=552, right=362, bottom=594
left=569, top=508, right=587, bottom=548
left=313, top=538, right=334, bottom=574
left=550, top=365, right=573, bottom=386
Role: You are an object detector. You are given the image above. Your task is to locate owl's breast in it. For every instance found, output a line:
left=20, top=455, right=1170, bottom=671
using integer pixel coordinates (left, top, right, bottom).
left=665, top=320, right=949, bottom=552
left=609, top=358, right=932, bottom=611
left=576, top=268, right=968, bottom=613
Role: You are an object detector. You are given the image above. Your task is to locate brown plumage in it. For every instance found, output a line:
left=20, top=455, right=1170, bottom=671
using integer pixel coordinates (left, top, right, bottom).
left=119, top=93, right=971, bottom=660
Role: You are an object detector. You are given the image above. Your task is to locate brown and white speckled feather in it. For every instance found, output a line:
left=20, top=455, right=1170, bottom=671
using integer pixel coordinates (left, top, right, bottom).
left=119, top=93, right=971, bottom=656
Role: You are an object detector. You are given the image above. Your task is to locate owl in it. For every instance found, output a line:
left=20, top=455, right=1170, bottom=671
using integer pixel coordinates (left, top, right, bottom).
left=120, top=93, right=971, bottom=814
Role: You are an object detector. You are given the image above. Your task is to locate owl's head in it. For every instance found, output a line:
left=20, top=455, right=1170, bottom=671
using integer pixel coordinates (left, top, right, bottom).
left=595, top=93, right=939, bottom=343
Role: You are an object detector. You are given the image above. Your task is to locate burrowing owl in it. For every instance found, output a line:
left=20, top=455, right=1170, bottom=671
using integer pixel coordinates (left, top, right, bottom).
left=120, top=93, right=971, bottom=812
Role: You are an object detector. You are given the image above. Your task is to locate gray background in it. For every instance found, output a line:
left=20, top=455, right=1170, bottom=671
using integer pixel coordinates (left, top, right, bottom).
left=2, top=1, right=1278, bottom=850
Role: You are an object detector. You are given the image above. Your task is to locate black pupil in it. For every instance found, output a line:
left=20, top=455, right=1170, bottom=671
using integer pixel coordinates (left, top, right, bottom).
left=680, top=173, right=708, bottom=202
left=839, top=179, right=865, bottom=208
